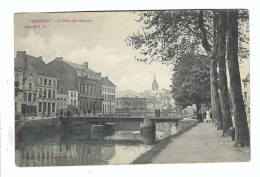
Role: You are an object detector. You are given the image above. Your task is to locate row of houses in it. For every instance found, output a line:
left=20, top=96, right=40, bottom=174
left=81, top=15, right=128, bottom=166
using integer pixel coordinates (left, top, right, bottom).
left=14, top=51, right=116, bottom=118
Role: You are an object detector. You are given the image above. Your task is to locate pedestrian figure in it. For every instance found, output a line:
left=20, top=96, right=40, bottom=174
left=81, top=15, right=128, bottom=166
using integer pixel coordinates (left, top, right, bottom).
left=206, top=110, right=211, bottom=122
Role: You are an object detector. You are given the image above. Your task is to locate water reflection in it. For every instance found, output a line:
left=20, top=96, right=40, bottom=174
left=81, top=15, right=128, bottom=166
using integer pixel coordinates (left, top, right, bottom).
left=15, top=121, right=184, bottom=167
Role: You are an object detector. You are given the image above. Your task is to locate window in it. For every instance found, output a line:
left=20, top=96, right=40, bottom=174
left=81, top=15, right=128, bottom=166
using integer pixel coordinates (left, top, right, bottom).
left=43, top=102, right=47, bottom=112
left=33, top=93, right=36, bottom=102
left=244, top=83, right=247, bottom=88
left=23, top=92, right=27, bottom=101
left=38, top=102, right=42, bottom=112
left=29, top=83, right=32, bottom=90
left=39, top=88, right=42, bottom=98
left=53, top=80, right=56, bottom=86
left=48, top=80, right=52, bottom=86
left=39, top=78, right=42, bottom=85
left=44, top=79, right=47, bottom=85
left=52, top=103, right=55, bottom=112
left=57, top=98, right=60, bottom=106
left=52, top=90, right=55, bottom=99
left=244, top=92, right=247, bottom=99
left=74, top=100, right=76, bottom=105
left=85, top=84, right=88, bottom=94
left=71, top=92, right=73, bottom=97
left=48, top=89, right=51, bottom=98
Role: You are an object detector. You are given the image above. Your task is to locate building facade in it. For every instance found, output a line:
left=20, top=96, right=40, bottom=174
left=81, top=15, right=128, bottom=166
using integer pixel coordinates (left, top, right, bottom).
left=15, top=51, right=58, bottom=118
left=101, top=77, right=116, bottom=114
left=141, top=76, right=174, bottom=113
left=56, top=93, right=68, bottom=117
left=37, top=75, right=58, bottom=117
left=47, top=58, right=103, bottom=116
left=115, top=90, right=147, bottom=116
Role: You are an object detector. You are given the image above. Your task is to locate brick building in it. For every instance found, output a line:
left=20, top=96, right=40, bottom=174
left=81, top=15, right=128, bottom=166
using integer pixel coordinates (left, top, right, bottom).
left=14, top=51, right=58, bottom=118
left=47, top=58, right=103, bottom=115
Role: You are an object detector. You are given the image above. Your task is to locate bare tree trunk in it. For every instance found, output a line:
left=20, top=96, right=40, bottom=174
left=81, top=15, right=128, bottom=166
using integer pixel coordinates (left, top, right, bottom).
left=212, top=12, right=223, bottom=130
left=211, top=58, right=222, bottom=129
left=217, top=11, right=233, bottom=136
left=198, top=11, right=222, bottom=128
left=226, top=10, right=250, bottom=147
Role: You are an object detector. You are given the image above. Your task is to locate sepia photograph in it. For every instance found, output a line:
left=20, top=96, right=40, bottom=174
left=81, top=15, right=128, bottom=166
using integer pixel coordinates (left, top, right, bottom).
left=13, top=10, right=251, bottom=167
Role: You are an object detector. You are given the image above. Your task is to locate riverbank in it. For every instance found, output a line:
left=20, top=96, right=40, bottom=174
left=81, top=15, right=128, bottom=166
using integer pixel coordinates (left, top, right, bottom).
left=152, top=122, right=250, bottom=164
left=132, top=120, right=198, bottom=164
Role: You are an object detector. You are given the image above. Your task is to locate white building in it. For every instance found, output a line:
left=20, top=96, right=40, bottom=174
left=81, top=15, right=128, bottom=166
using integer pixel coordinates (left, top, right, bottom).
left=101, top=77, right=116, bottom=114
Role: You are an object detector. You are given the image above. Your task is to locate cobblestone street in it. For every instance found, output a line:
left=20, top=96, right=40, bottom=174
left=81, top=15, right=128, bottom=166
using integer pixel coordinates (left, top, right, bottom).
left=152, top=122, right=250, bottom=164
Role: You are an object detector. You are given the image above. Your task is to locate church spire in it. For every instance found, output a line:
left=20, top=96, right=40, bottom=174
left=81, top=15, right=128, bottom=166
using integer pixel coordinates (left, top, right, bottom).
left=152, top=75, right=159, bottom=90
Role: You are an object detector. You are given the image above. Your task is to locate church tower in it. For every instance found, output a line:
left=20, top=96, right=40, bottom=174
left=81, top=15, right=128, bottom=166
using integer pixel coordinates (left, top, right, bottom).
left=152, top=76, right=159, bottom=90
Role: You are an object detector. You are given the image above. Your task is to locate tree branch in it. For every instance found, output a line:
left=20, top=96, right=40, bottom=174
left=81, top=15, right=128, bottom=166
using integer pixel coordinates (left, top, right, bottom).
left=198, top=10, right=212, bottom=56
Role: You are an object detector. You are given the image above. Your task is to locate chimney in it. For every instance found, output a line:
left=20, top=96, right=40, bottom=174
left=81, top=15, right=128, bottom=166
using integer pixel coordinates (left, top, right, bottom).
left=17, top=51, right=26, bottom=59
left=55, top=57, right=63, bottom=60
left=84, top=62, right=88, bottom=69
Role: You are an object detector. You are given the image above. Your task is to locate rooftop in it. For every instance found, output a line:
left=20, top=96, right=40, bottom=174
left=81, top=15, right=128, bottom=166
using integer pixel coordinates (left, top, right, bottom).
left=102, top=77, right=116, bottom=87
left=15, top=51, right=57, bottom=77
left=116, top=90, right=146, bottom=99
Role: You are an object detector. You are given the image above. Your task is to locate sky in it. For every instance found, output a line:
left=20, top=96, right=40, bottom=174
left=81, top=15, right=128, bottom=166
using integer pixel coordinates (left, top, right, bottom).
left=14, top=12, right=173, bottom=92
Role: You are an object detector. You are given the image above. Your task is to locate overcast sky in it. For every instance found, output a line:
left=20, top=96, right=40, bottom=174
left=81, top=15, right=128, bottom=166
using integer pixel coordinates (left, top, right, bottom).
left=14, top=12, right=249, bottom=92
left=14, top=12, right=173, bottom=92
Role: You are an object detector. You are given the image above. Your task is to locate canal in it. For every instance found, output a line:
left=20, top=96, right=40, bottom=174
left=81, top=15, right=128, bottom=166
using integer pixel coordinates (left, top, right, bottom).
left=15, top=120, right=193, bottom=167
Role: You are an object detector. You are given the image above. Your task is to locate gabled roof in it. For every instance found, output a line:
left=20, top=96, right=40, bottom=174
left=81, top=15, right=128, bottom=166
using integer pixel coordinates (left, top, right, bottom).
left=15, top=52, right=57, bottom=77
left=27, top=55, right=51, bottom=75
left=116, top=90, right=146, bottom=99
left=61, top=60, right=95, bottom=73
left=102, top=77, right=116, bottom=87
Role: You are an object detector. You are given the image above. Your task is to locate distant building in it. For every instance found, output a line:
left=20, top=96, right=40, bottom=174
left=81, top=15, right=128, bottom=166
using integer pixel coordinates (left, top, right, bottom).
left=152, top=75, right=159, bottom=91
left=115, top=90, right=147, bottom=115
left=56, top=92, right=68, bottom=117
left=141, top=76, right=174, bottom=112
left=15, top=51, right=58, bottom=118
left=242, top=73, right=250, bottom=124
left=47, top=58, right=103, bottom=115
left=101, top=77, right=116, bottom=114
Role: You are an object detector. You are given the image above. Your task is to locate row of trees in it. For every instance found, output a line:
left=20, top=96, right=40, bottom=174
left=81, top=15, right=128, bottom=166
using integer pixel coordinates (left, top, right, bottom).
left=126, top=10, right=249, bottom=147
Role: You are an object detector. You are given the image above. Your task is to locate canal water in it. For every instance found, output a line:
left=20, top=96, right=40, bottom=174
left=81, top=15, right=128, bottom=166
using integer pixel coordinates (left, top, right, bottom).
left=15, top=120, right=193, bottom=167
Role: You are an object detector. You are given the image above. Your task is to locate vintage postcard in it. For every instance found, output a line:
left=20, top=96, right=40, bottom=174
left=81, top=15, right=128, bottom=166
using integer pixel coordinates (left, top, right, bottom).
left=14, top=10, right=250, bottom=167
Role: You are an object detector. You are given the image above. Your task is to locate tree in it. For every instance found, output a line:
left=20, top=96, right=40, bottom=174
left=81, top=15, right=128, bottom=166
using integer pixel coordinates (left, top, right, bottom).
left=226, top=10, right=250, bottom=147
left=216, top=11, right=233, bottom=136
left=198, top=10, right=223, bottom=130
left=171, top=54, right=211, bottom=117
left=126, top=10, right=249, bottom=143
